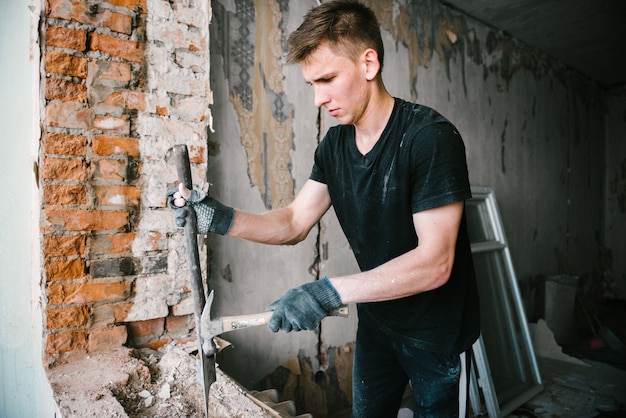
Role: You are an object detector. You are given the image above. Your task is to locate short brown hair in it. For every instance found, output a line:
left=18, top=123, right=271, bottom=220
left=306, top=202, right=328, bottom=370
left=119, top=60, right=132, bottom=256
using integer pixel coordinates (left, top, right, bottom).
left=287, top=1, right=384, bottom=71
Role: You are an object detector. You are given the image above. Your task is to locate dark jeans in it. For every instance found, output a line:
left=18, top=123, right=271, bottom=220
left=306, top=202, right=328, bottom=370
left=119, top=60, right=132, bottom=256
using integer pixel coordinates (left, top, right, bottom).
left=352, top=318, right=466, bottom=418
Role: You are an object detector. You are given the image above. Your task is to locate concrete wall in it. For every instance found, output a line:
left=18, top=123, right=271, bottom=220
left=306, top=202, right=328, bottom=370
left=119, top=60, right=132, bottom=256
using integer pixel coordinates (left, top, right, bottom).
left=605, top=93, right=626, bottom=298
left=207, top=0, right=624, bottom=389
left=0, top=1, right=58, bottom=416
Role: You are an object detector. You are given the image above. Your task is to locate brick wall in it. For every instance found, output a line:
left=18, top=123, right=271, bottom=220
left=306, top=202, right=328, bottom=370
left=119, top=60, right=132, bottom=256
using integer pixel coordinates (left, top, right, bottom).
left=41, top=0, right=212, bottom=363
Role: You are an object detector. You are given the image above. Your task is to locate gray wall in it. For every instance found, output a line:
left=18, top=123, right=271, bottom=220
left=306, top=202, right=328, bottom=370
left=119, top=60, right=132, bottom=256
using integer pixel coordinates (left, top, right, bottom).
left=605, top=94, right=626, bottom=300
left=0, top=0, right=58, bottom=416
left=207, top=0, right=624, bottom=387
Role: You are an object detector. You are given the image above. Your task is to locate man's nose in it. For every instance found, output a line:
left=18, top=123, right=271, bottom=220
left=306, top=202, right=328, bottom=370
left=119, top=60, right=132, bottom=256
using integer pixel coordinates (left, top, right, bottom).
left=313, top=86, right=329, bottom=108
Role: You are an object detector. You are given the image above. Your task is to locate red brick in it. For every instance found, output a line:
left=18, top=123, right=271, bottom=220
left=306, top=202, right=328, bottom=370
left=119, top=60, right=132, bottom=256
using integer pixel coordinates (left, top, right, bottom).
left=102, top=90, right=146, bottom=111
left=46, top=329, right=88, bottom=354
left=47, top=1, right=134, bottom=35
left=46, top=101, right=93, bottom=130
left=45, top=51, right=88, bottom=78
left=44, top=208, right=129, bottom=231
left=127, top=318, right=165, bottom=338
left=92, top=301, right=133, bottom=327
left=46, top=0, right=77, bottom=20
left=90, top=32, right=145, bottom=63
left=43, top=133, right=88, bottom=156
left=92, top=135, right=139, bottom=157
left=165, top=314, right=193, bottom=336
left=71, top=8, right=134, bottom=36
left=88, top=326, right=128, bottom=352
left=46, top=305, right=89, bottom=329
left=41, top=157, right=87, bottom=181
left=44, top=234, right=87, bottom=258
left=133, top=337, right=171, bottom=350
left=43, top=184, right=87, bottom=206
left=113, top=302, right=134, bottom=322
left=91, top=232, right=135, bottom=255
left=91, top=60, right=132, bottom=83
left=92, top=159, right=128, bottom=181
left=45, top=258, right=87, bottom=281
left=47, top=281, right=131, bottom=305
left=46, top=26, right=87, bottom=51
left=107, top=0, right=147, bottom=10
left=102, top=12, right=133, bottom=35
left=46, top=77, right=87, bottom=103
left=95, top=185, right=140, bottom=207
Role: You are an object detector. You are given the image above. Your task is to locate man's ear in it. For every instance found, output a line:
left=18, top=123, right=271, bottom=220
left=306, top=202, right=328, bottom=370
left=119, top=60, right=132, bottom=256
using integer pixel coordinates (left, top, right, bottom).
left=363, top=48, right=381, bottom=81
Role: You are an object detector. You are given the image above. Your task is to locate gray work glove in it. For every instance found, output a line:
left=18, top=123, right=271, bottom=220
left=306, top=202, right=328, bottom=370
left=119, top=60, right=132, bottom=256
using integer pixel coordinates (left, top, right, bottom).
left=267, top=277, right=343, bottom=332
left=166, top=187, right=234, bottom=235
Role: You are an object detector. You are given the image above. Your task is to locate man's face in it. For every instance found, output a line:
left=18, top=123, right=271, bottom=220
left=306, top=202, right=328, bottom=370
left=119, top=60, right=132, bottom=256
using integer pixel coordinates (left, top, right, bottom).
left=300, top=44, right=371, bottom=126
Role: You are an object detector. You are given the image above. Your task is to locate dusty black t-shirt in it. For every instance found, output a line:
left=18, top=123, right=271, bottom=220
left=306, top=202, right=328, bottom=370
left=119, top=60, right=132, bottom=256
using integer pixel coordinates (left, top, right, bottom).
left=310, top=98, right=480, bottom=353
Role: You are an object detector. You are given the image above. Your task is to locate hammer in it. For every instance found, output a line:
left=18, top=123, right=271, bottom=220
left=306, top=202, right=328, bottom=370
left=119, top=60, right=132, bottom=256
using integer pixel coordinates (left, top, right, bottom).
left=200, top=290, right=349, bottom=353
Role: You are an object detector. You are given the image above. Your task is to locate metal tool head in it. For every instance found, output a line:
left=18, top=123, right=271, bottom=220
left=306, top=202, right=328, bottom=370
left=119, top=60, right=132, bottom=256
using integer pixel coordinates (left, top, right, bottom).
left=200, top=290, right=219, bottom=356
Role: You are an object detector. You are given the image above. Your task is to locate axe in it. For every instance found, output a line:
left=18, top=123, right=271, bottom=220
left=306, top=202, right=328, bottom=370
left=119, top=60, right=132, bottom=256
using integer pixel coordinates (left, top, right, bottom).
left=165, top=144, right=215, bottom=417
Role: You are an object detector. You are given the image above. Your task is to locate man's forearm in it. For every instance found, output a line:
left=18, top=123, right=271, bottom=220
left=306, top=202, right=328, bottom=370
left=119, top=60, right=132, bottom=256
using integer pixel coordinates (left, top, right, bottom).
left=330, top=243, right=455, bottom=304
left=227, top=207, right=312, bottom=245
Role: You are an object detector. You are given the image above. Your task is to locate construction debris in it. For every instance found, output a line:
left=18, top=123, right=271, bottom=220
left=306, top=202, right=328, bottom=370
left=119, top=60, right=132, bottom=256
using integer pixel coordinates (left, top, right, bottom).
left=47, top=343, right=276, bottom=417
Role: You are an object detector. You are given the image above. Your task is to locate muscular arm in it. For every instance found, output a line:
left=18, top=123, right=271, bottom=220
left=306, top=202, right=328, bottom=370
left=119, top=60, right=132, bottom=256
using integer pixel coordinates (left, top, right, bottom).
left=227, top=179, right=332, bottom=245
left=330, top=200, right=464, bottom=304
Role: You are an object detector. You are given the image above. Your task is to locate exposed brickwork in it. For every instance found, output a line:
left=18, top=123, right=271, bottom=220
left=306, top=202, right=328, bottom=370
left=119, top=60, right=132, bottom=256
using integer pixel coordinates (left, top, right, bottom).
left=46, top=305, right=90, bottom=329
left=41, top=0, right=212, bottom=360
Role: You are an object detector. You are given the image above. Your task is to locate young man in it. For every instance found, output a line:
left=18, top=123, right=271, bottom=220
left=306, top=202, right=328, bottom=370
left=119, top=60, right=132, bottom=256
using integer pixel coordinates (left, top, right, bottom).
left=169, top=1, right=479, bottom=416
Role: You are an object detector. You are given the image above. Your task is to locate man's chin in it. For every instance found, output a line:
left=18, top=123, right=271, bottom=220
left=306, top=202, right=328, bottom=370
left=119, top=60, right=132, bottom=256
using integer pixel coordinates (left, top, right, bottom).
left=329, top=113, right=351, bottom=125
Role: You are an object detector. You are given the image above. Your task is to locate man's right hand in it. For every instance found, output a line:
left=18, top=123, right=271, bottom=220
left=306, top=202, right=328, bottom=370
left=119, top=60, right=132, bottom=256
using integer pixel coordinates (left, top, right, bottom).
left=166, top=184, right=234, bottom=235
left=170, top=183, right=192, bottom=208
left=267, top=277, right=343, bottom=332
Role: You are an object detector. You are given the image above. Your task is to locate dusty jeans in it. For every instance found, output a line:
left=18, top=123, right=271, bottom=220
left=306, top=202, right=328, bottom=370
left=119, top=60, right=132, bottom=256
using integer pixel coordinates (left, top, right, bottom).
left=351, top=317, right=464, bottom=418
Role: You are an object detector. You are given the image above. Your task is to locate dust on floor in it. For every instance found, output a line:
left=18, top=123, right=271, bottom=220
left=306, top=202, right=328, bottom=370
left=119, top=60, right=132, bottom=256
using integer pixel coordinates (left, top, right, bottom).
left=46, top=343, right=275, bottom=417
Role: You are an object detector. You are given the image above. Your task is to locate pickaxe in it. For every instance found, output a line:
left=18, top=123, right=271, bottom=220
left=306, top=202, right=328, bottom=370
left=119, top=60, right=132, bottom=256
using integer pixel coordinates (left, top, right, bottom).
left=165, top=144, right=215, bottom=417
left=200, top=290, right=348, bottom=347
left=166, top=144, right=349, bottom=416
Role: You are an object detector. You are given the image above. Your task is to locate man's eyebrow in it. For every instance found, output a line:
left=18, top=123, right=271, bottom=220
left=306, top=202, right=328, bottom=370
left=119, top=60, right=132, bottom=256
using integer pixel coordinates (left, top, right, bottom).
left=308, top=72, right=335, bottom=84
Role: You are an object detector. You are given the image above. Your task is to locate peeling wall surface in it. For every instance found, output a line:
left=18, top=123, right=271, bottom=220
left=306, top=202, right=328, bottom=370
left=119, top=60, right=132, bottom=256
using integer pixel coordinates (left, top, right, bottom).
left=207, top=0, right=625, bottom=392
left=208, top=0, right=347, bottom=389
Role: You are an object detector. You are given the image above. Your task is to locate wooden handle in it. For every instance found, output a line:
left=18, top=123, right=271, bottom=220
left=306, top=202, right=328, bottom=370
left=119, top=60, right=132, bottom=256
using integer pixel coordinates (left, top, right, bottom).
left=221, top=311, right=274, bottom=332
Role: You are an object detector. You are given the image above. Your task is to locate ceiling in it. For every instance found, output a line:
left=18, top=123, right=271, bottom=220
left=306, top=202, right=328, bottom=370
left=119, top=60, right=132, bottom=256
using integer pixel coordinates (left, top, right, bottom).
left=442, top=0, right=626, bottom=89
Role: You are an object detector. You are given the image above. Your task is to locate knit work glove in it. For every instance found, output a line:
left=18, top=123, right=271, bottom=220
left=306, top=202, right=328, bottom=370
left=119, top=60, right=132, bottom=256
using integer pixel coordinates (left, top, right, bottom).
left=166, top=188, right=234, bottom=235
left=267, top=277, right=343, bottom=332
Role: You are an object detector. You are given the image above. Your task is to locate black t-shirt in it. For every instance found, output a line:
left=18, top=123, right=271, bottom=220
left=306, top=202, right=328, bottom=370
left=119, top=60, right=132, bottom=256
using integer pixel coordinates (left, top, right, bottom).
left=310, top=98, right=480, bottom=353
